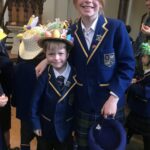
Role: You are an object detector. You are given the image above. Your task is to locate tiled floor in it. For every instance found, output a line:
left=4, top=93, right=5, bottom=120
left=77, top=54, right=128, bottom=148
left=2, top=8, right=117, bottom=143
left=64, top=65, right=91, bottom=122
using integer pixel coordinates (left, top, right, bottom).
left=10, top=107, right=144, bottom=150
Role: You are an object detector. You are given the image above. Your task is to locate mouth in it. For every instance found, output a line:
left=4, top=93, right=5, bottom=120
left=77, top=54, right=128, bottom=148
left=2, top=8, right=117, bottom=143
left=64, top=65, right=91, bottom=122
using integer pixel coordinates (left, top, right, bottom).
left=81, top=5, right=94, bottom=9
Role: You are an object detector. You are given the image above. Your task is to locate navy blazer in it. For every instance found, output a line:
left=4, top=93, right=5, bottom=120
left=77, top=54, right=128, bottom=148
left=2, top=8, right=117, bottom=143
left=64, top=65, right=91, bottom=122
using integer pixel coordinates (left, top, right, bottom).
left=30, top=65, right=77, bottom=142
left=70, top=15, right=135, bottom=113
left=127, top=71, right=150, bottom=117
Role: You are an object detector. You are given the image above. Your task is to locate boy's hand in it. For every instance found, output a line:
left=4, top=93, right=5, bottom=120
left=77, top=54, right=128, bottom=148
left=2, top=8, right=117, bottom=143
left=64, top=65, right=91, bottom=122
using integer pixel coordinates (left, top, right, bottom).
left=101, top=95, right=118, bottom=118
left=0, top=94, right=8, bottom=107
left=34, top=129, right=42, bottom=136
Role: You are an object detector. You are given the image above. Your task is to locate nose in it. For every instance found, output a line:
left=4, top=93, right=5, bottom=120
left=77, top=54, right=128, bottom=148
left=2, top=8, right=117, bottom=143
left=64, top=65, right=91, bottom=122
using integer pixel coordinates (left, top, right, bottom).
left=54, top=54, right=60, bottom=60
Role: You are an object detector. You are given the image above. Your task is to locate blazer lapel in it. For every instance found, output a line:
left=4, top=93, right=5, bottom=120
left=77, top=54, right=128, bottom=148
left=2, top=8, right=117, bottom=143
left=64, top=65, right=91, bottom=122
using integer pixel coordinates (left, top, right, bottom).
left=88, top=15, right=108, bottom=64
left=74, top=19, right=89, bottom=58
left=48, top=65, right=62, bottom=97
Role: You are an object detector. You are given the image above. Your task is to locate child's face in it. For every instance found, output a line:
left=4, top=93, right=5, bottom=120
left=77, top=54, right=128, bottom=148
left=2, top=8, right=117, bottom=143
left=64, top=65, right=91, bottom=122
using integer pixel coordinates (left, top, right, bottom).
left=46, top=47, right=69, bottom=72
left=74, top=0, right=101, bottom=19
left=141, top=55, right=150, bottom=66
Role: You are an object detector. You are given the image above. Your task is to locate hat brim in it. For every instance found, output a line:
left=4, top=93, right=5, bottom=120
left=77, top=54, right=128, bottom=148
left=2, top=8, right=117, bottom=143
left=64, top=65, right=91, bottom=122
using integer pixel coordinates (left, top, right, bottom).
left=19, top=42, right=43, bottom=60
left=0, top=33, right=7, bottom=41
left=38, top=37, right=73, bottom=49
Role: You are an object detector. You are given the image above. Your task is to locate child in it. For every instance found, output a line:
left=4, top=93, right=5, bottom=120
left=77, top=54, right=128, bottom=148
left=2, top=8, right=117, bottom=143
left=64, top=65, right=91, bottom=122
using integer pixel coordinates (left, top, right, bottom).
left=36, top=0, right=135, bottom=149
left=126, top=42, right=150, bottom=150
left=11, top=26, right=45, bottom=150
left=30, top=20, right=76, bottom=150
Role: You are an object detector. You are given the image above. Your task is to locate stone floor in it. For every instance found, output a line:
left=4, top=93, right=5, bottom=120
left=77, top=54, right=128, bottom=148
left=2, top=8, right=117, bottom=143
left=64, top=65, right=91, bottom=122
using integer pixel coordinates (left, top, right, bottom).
left=10, top=107, right=144, bottom=150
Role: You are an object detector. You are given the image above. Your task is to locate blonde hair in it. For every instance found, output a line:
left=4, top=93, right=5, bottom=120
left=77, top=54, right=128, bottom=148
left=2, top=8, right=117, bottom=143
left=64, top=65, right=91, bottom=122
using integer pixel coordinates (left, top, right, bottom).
left=73, top=0, right=105, bottom=8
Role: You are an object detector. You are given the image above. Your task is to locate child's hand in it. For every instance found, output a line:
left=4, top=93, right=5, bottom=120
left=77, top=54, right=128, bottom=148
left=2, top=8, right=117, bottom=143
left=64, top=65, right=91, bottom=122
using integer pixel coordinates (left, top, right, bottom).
left=35, top=58, right=48, bottom=78
left=0, top=94, right=8, bottom=107
left=101, top=95, right=118, bottom=118
left=34, top=129, right=42, bottom=136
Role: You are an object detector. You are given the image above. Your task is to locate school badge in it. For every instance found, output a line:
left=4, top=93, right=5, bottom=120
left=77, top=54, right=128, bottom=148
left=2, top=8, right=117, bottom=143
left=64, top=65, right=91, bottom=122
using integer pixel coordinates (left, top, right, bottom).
left=104, top=53, right=115, bottom=67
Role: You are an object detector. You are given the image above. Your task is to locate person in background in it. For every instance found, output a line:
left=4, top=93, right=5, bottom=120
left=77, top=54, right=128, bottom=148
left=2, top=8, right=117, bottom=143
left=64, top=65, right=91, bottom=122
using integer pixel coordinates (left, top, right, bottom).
left=11, top=26, right=45, bottom=150
left=35, top=0, right=135, bottom=149
left=133, top=0, right=150, bottom=78
left=0, top=28, right=19, bottom=150
left=126, top=42, right=150, bottom=150
left=30, top=20, right=76, bottom=150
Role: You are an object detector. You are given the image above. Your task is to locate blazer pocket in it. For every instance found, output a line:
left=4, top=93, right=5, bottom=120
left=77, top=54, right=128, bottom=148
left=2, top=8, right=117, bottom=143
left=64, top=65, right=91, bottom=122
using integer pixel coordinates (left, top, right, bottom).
left=41, top=114, right=51, bottom=122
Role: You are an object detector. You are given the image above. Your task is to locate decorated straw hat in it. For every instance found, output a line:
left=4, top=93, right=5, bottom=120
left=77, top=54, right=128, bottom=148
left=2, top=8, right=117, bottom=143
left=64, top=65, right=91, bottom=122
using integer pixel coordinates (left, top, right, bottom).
left=88, top=119, right=126, bottom=150
left=38, top=18, right=74, bottom=49
left=19, top=26, right=45, bottom=60
left=140, top=42, right=150, bottom=55
left=0, top=28, right=7, bottom=41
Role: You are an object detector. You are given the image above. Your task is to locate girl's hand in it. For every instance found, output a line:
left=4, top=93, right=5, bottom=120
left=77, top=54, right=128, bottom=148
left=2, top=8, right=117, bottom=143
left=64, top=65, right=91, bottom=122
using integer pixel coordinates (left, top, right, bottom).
left=0, top=94, right=8, bottom=107
left=101, top=95, right=118, bottom=118
left=34, top=129, right=42, bottom=136
left=35, top=58, right=48, bottom=78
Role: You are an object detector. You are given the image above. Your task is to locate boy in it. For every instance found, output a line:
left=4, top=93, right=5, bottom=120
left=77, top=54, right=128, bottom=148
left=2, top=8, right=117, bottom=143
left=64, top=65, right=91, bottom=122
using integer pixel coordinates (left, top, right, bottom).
left=126, top=42, right=150, bottom=150
left=30, top=20, right=76, bottom=150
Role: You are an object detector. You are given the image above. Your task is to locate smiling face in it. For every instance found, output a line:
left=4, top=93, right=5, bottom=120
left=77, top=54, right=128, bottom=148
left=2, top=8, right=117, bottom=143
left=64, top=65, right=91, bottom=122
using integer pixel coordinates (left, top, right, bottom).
left=45, top=41, right=69, bottom=73
left=73, top=0, right=103, bottom=20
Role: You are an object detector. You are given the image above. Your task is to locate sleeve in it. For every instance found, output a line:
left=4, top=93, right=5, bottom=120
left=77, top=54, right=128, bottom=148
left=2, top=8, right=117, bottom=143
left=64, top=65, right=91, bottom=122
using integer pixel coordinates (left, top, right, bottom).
left=30, top=70, right=47, bottom=130
left=108, top=21, right=135, bottom=99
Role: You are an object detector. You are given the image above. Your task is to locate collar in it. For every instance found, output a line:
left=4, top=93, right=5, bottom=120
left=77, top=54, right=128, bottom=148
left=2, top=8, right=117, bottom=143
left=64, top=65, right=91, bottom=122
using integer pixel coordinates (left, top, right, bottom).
left=81, top=15, right=98, bottom=32
left=53, top=62, right=71, bottom=83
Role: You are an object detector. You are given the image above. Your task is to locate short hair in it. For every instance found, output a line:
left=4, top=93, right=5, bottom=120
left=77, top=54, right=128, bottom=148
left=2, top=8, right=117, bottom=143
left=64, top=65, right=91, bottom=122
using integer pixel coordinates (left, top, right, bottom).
left=73, top=0, right=105, bottom=8
left=43, top=40, right=68, bottom=52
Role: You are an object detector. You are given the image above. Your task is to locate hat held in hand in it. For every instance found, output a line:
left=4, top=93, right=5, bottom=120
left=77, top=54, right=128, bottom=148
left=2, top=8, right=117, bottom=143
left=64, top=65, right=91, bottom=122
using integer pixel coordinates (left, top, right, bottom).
left=88, top=119, right=126, bottom=150
left=19, top=26, right=45, bottom=60
left=38, top=18, right=74, bottom=49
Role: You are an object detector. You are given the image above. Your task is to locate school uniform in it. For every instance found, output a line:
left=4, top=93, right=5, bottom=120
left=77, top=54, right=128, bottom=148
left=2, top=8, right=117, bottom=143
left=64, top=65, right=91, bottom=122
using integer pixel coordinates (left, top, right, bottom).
left=69, top=15, right=135, bottom=149
left=30, top=63, right=76, bottom=150
left=126, top=69, right=150, bottom=150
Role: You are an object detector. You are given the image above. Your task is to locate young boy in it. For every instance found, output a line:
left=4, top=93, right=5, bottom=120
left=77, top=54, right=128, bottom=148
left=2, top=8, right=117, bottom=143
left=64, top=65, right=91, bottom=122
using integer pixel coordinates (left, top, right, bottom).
left=30, top=20, right=76, bottom=150
left=126, top=42, right=150, bottom=150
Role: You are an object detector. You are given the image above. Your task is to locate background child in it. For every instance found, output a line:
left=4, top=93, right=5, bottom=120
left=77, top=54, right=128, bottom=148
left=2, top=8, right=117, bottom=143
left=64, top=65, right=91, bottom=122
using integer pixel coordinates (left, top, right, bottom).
left=30, top=20, right=76, bottom=150
left=11, top=26, right=45, bottom=150
left=126, top=42, right=150, bottom=150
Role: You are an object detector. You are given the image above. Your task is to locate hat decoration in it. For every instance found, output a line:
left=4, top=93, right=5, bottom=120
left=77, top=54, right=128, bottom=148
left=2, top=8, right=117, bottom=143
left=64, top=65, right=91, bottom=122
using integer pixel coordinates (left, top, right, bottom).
left=38, top=18, right=74, bottom=48
left=88, top=119, right=126, bottom=150
left=19, top=26, right=45, bottom=60
left=140, top=42, right=150, bottom=55
left=0, top=28, right=7, bottom=41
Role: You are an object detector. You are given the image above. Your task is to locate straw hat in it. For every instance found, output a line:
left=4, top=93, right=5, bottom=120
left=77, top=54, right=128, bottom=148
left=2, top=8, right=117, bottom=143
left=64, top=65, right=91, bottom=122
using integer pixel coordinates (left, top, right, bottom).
left=19, top=26, right=45, bottom=60
left=38, top=19, right=74, bottom=49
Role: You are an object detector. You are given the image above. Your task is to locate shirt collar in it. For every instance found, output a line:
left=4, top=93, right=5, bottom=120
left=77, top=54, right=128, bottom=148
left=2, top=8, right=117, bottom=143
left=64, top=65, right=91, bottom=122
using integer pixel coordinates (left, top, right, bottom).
left=81, top=16, right=98, bottom=32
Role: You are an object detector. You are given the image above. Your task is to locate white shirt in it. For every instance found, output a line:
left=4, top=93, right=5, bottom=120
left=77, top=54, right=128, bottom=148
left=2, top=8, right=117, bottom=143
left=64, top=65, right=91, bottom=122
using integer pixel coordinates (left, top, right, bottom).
left=144, top=68, right=150, bottom=74
left=53, top=62, right=71, bottom=84
left=81, top=16, right=98, bottom=50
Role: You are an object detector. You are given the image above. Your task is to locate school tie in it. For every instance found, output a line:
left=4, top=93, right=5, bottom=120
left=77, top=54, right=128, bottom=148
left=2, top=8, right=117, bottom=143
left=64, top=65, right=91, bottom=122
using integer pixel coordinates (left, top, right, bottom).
left=56, top=75, right=65, bottom=91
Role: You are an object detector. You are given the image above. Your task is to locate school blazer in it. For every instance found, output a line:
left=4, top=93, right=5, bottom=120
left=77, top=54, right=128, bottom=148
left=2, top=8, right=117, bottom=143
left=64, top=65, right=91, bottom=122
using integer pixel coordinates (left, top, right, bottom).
left=70, top=15, right=135, bottom=113
left=30, top=65, right=77, bottom=142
